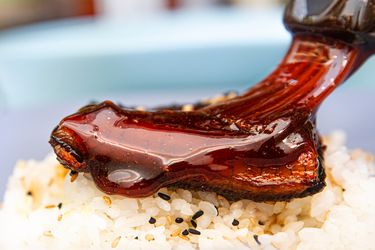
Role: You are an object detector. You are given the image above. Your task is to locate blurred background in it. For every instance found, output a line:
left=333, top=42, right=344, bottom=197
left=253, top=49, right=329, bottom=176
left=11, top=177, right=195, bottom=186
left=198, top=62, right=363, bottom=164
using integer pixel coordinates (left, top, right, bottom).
left=0, top=0, right=374, bottom=197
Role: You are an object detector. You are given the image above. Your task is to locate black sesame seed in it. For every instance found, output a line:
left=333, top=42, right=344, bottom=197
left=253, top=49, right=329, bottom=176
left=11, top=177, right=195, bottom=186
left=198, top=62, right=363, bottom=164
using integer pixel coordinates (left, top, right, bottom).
left=134, top=236, right=139, bottom=240
left=182, top=229, right=189, bottom=236
left=190, top=219, right=197, bottom=228
left=57, top=203, right=63, bottom=210
left=149, top=217, right=156, bottom=224
left=253, top=235, right=261, bottom=245
left=192, top=210, right=204, bottom=220
left=232, top=219, right=239, bottom=226
left=175, top=217, right=183, bottom=223
left=157, top=192, right=171, bottom=201
left=188, top=228, right=201, bottom=235
left=258, top=221, right=265, bottom=226
left=26, top=191, right=33, bottom=196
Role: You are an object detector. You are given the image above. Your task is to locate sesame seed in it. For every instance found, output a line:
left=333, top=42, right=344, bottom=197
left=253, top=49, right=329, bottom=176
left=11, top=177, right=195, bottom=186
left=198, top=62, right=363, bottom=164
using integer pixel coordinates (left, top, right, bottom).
left=43, top=230, right=53, bottom=237
left=170, top=230, right=181, bottom=237
left=182, top=229, right=189, bottom=236
left=149, top=217, right=156, bottom=224
left=157, top=192, right=171, bottom=201
left=26, top=191, right=33, bottom=196
left=135, top=106, right=146, bottom=111
left=111, top=236, right=121, bottom=248
left=232, top=219, right=240, bottom=226
left=57, top=203, right=63, bottom=210
left=145, top=234, right=154, bottom=241
left=258, top=220, right=265, bottom=225
left=188, top=228, right=201, bottom=235
left=103, top=196, right=112, bottom=206
left=179, top=234, right=189, bottom=241
left=182, top=104, right=194, bottom=112
left=253, top=235, right=261, bottom=245
left=192, top=210, right=204, bottom=220
left=175, top=217, right=183, bottom=223
left=70, top=171, right=78, bottom=182
left=166, top=215, right=173, bottom=224
left=190, top=219, right=197, bottom=228
left=134, top=236, right=139, bottom=240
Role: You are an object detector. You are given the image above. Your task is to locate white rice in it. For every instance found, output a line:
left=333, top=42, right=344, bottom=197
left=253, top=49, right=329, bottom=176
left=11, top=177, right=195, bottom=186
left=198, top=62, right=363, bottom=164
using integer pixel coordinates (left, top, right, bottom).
left=1, top=131, right=375, bottom=250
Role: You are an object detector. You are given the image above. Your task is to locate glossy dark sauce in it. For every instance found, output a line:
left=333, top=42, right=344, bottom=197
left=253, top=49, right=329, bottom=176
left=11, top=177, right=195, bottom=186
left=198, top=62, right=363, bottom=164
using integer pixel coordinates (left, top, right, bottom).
left=50, top=0, right=375, bottom=201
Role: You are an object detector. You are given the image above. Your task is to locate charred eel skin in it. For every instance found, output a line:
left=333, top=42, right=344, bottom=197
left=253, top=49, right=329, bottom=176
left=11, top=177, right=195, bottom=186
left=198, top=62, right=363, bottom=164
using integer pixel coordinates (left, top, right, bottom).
left=50, top=0, right=374, bottom=201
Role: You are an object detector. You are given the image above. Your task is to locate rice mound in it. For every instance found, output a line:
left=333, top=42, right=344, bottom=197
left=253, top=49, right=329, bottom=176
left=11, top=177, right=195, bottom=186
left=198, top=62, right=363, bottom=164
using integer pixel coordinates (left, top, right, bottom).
left=1, top=131, right=375, bottom=250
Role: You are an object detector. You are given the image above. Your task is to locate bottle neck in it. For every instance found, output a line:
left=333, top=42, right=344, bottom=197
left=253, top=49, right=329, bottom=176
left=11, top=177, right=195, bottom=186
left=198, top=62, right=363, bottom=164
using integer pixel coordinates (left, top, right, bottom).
left=284, top=0, right=375, bottom=48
